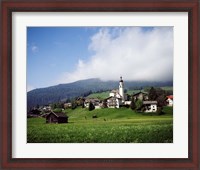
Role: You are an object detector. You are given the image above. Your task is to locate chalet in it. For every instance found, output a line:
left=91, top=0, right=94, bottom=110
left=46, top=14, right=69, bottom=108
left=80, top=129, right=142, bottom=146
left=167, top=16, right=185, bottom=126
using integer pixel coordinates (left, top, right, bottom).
left=42, top=105, right=51, bottom=112
left=106, top=96, right=122, bottom=108
left=84, top=98, right=101, bottom=109
left=133, top=92, right=148, bottom=101
left=46, top=111, right=68, bottom=124
left=166, top=95, right=173, bottom=106
left=143, top=101, right=157, bottom=112
left=76, top=97, right=85, bottom=106
left=64, top=102, right=72, bottom=109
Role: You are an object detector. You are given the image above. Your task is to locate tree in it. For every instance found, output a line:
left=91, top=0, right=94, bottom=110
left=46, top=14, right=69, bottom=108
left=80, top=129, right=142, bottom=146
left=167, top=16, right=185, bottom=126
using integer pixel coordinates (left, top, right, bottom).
left=148, top=87, right=157, bottom=100
left=130, top=98, right=136, bottom=110
left=156, top=95, right=167, bottom=107
left=126, top=94, right=131, bottom=101
left=89, top=102, right=95, bottom=111
left=135, top=99, right=143, bottom=111
left=71, top=101, right=77, bottom=110
left=82, top=102, right=85, bottom=108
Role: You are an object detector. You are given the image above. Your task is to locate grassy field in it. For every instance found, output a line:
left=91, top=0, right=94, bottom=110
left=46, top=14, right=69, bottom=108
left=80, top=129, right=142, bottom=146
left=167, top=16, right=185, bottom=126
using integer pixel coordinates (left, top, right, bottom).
left=27, top=106, right=173, bottom=143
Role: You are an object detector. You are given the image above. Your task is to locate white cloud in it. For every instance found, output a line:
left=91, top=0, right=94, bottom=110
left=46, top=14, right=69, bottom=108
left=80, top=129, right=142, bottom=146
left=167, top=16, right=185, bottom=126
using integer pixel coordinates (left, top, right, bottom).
left=59, top=27, right=173, bottom=83
left=31, top=45, right=39, bottom=53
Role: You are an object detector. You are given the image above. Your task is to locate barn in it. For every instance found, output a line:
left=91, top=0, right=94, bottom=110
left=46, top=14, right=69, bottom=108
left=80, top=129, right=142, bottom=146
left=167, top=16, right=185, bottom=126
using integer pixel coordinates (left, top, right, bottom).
left=46, top=112, right=68, bottom=124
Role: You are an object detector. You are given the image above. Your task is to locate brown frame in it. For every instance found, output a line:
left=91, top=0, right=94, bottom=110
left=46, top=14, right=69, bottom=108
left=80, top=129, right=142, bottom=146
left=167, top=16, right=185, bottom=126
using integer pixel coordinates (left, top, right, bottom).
left=1, top=0, right=199, bottom=169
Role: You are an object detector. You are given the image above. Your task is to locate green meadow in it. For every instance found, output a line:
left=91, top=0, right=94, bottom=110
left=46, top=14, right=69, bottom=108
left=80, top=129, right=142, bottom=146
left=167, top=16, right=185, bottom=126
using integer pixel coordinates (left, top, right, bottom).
left=27, top=106, right=173, bottom=143
left=86, top=86, right=172, bottom=99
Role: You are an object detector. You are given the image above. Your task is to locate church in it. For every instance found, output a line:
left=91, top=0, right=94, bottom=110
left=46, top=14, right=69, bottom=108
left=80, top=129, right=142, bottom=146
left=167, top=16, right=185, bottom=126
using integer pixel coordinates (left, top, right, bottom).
left=106, top=77, right=130, bottom=108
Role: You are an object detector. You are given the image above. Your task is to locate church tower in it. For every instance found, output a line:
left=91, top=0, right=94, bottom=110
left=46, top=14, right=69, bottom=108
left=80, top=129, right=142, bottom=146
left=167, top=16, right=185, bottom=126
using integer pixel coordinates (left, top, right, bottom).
left=119, top=76, right=125, bottom=102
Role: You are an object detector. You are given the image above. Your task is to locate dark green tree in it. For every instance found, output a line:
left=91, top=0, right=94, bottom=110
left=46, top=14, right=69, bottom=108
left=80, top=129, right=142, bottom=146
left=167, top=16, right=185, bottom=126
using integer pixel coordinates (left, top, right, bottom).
left=88, top=102, right=95, bottom=111
left=130, top=98, right=136, bottom=110
left=156, top=95, right=167, bottom=107
left=71, top=101, right=77, bottom=110
left=102, top=99, right=108, bottom=108
left=82, top=102, right=85, bottom=108
left=135, top=99, right=143, bottom=111
left=148, top=87, right=157, bottom=100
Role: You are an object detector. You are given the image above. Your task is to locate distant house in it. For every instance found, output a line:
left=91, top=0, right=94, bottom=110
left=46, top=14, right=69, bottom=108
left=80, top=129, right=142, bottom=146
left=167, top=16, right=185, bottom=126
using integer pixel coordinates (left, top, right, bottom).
left=42, top=105, right=51, bottom=112
left=143, top=101, right=157, bottom=112
left=109, top=89, right=122, bottom=98
left=64, top=103, right=72, bottom=109
left=76, top=97, right=85, bottom=106
left=46, top=112, right=68, bottom=123
left=133, top=92, right=148, bottom=101
left=106, top=96, right=122, bottom=108
left=84, top=98, right=101, bottom=109
left=166, top=95, right=173, bottom=106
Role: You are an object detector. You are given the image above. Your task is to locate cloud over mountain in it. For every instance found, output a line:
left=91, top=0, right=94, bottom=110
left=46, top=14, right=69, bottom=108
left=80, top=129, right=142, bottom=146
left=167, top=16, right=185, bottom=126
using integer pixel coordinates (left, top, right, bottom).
left=59, top=27, right=173, bottom=83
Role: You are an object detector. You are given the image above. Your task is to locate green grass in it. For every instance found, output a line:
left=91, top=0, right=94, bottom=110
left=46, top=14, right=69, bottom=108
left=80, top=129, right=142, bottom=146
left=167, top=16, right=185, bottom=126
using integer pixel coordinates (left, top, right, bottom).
left=27, top=107, right=173, bottom=143
left=86, top=90, right=143, bottom=99
left=86, top=91, right=110, bottom=99
left=160, top=86, right=173, bottom=91
left=86, top=86, right=172, bottom=99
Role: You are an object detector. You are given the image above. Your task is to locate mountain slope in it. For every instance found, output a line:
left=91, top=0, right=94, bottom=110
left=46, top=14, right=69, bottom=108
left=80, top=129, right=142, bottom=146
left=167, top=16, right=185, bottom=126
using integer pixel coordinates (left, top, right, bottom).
left=27, top=78, right=172, bottom=109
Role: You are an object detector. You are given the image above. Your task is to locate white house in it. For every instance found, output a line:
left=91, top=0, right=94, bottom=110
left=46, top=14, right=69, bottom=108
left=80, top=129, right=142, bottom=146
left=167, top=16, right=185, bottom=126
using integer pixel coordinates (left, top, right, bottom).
left=109, top=89, right=121, bottom=98
left=106, top=96, right=122, bottom=108
left=143, top=101, right=157, bottom=112
left=166, top=95, right=173, bottom=106
left=84, top=98, right=101, bottom=109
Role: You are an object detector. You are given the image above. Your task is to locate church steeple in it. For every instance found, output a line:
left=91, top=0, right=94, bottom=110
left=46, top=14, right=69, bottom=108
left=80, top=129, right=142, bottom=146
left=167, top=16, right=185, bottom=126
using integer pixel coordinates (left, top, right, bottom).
left=119, top=76, right=125, bottom=102
left=119, top=76, right=123, bottom=82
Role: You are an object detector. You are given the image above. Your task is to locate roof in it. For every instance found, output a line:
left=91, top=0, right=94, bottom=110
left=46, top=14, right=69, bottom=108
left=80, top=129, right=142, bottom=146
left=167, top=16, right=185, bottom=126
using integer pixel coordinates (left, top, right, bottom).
left=106, top=96, right=122, bottom=100
left=133, top=91, right=148, bottom=96
left=110, top=89, right=119, bottom=93
left=166, top=95, right=173, bottom=100
left=85, top=98, right=100, bottom=102
left=143, top=101, right=157, bottom=105
left=47, top=112, right=68, bottom=118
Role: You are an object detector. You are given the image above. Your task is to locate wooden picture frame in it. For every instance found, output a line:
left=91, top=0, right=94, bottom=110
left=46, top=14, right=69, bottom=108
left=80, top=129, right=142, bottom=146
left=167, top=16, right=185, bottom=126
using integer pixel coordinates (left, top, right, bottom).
left=1, top=0, right=199, bottom=169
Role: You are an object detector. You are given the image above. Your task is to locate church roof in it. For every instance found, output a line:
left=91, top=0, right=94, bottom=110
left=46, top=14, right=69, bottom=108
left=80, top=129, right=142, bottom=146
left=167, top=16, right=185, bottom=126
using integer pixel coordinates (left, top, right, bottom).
left=110, top=89, right=119, bottom=93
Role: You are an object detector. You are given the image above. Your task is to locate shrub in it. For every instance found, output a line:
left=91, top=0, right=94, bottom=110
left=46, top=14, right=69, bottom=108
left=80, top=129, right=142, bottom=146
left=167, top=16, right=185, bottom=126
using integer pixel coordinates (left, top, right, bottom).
left=156, top=107, right=164, bottom=115
left=89, top=102, right=95, bottom=111
left=130, top=98, right=136, bottom=110
left=71, top=102, right=77, bottom=110
left=92, top=115, right=97, bottom=118
left=135, top=99, right=143, bottom=110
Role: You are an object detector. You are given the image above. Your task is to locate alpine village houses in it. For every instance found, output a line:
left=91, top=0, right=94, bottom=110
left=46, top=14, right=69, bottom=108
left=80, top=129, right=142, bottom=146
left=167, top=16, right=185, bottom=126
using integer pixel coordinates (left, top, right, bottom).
left=28, top=76, right=173, bottom=123
left=84, top=76, right=162, bottom=112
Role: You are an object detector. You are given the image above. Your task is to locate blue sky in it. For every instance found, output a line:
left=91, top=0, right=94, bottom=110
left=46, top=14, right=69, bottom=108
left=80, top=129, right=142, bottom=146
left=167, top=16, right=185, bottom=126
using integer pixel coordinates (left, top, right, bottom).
left=27, top=27, right=97, bottom=90
left=27, top=27, right=173, bottom=91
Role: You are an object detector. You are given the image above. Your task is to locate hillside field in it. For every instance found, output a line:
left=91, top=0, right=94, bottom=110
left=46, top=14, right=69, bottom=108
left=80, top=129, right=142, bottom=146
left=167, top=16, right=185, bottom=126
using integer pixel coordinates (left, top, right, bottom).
left=86, top=86, right=173, bottom=99
left=27, top=106, right=173, bottom=143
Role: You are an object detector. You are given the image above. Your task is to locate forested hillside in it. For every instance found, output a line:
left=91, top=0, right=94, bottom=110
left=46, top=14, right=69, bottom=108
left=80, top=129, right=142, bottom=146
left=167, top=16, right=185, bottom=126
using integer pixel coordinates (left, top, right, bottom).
left=27, top=78, right=173, bottom=109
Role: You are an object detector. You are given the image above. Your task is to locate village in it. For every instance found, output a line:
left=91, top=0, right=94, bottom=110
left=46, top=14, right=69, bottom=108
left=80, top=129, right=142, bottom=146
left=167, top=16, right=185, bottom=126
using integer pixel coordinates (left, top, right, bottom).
left=28, top=77, right=173, bottom=124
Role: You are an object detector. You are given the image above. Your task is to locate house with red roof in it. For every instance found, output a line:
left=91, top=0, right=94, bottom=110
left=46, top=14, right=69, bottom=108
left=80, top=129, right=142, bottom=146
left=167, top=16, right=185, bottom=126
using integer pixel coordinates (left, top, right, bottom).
left=166, top=95, right=173, bottom=106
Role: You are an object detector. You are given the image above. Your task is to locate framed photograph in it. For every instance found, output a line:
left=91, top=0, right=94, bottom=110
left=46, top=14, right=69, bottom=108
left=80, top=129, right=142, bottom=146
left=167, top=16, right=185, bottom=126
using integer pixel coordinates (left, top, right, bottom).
left=1, top=0, right=199, bottom=169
